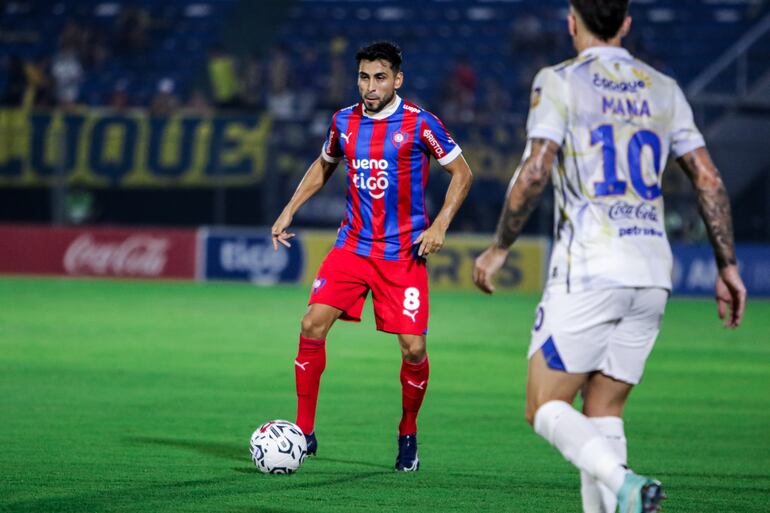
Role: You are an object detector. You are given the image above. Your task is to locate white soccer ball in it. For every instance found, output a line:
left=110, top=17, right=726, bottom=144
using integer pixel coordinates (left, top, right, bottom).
left=249, top=420, right=308, bottom=474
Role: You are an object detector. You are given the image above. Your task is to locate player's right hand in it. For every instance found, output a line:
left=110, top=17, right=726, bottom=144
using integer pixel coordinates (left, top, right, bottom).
left=715, top=264, right=746, bottom=328
left=271, top=212, right=296, bottom=251
left=472, top=245, right=509, bottom=294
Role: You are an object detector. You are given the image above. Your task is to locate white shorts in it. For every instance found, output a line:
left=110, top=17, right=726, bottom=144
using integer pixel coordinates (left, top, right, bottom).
left=527, top=286, right=669, bottom=385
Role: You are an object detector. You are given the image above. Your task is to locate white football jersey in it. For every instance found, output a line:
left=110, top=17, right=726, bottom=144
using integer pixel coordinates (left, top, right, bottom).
left=526, top=46, right=705, bottom=292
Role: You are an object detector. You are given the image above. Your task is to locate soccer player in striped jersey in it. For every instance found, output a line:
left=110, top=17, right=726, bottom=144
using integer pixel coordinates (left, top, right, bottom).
left=473, top=1, right=745, bottom=511
left=272, top=41, right=473, bottom=471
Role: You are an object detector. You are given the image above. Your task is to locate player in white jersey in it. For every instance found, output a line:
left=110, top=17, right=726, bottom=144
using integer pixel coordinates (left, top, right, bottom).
left=473, top=1, right=746, bottom=512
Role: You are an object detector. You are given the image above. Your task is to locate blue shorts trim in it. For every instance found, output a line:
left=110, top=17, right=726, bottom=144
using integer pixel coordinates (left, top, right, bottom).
left=541, top=336, right=566, bottom=372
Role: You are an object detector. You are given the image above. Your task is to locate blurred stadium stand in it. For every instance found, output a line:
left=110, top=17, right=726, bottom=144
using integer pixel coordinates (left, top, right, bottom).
left=1, top=0, right=769, bottom=242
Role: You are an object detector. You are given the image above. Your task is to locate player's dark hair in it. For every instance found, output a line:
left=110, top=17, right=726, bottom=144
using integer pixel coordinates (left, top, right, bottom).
left=570, top=0, right=629, bottom=41
left=355, top=41, right=402, bottom=73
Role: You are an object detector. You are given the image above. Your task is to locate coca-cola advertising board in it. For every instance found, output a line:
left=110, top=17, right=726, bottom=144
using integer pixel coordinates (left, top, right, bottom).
left=0, top=225, right=197, bottom=279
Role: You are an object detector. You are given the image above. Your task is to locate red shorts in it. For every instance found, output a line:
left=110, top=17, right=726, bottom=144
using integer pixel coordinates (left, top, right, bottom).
left=308, top=248, right=429, bottom=335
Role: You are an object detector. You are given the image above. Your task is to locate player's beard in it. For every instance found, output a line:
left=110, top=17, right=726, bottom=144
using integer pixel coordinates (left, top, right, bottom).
left=364, top=91, right=395, bottom=114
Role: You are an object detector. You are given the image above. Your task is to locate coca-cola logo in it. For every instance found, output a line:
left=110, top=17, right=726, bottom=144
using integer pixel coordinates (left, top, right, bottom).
left=608, top=201, right=658, bottom=222
left=63, top=234, right=169, bottom=276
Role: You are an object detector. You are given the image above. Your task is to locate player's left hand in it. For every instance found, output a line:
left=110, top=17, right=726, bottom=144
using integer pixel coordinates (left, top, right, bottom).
left=473, top=245, right=508, bottom=294
left=414, top=225, right=446, bottom=256
left=716, top=264, right=747, bottom=328
left=271, top=211, right=296, bottom=251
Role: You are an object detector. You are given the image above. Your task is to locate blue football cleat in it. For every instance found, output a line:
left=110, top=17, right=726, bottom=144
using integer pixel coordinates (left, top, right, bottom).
left=305, top=432, right=317, bottom=456
left=617, top=472, right=666, bottom=513
left=395, top=434, right=420, bottom=472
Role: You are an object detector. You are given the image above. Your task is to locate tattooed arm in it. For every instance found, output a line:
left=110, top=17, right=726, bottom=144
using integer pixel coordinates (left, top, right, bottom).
left=677, top=148, right=736, bottom=268
left=473, top=139, right=559, bottom=294
left=493, top=139, right=559, bottom=248
left=677, top=147, right=746, bottom=327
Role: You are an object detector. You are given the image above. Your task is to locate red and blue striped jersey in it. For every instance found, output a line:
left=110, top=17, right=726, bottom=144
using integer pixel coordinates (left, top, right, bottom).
left=320, top=96, right=462, bottom=260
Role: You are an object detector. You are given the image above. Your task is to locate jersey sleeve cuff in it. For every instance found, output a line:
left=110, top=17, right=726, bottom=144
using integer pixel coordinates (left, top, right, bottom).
left=671, top=137, right=706, bottom=158
left=527, top=126, right=565, bottom=146
left=320, top=148, right=342, bottom=164
left=437, top=145, right=462, bottom=166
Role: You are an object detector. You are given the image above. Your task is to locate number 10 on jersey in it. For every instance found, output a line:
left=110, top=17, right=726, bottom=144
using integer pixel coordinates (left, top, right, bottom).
left=591, top=124, right=662, bottom=200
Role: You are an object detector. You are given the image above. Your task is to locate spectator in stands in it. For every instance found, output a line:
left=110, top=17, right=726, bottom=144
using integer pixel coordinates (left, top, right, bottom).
left=289, top=45, right=322, bottom=119
left=81, top=26, right=109, bottom=69
left=150, top=78, right=180, bottom=116
left=510, top=13, right=545, bottom=53
left=108, top=79, right=130, bottom=110
left=51, top=44, right=83, bottom=108
left=478, top=78, right=513, bottom=126
left=325, top=54, right=347, bottom=108
left=267, top=44, right=291, bottom=95
left=441, top=55, right=477, bottom=123
left=265, top=43, right=297, bottom=120
left=186, top=89, right=213, bottom=115
left=115, top=6, right=151, bottom=55
left=242, top=52, right=265, bottom=110
left=324, top=37, right=348, bottom=110
left=207, top=45, right=241, bottom=109
left=59, top=20, right=86, bottom=56
left=2, top=56, right=26, bottom=106
left=22, top=57, right=52, bottom=108
left=454, top=55, right=477, bottom=95
left=266, top=85, right=296, bottom=120
left=516, top=52, right=548, bottom=102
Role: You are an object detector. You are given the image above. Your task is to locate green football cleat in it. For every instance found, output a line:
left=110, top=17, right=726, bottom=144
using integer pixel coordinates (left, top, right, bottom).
left=617, top=472, right=666, bottom=513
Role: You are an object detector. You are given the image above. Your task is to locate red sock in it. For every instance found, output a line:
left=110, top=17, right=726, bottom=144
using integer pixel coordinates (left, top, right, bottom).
left=295, top=335, right=326, bottom=435
left=399, top=355, right=429, bottom=436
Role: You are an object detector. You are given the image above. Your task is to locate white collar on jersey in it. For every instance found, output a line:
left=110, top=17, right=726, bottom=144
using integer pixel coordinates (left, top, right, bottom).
left=362, top=94, right=402, bottom=120
left=578, top=46, right=633, bottom=60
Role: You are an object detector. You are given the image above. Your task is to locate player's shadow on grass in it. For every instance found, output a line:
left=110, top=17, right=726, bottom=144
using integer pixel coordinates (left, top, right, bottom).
left=233, top=456, right=391, bottom=472
left=128, top=437, right=392, bottom=472
left=127, top=436, right=243, bottom=462
left=315, top=456, right=392, bottom=470
left=1, top=477, right=229, bottom=513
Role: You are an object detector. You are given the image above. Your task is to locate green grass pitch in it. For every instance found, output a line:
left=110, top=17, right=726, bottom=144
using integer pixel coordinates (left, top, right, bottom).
left=1, top=277, right=768, bottom=513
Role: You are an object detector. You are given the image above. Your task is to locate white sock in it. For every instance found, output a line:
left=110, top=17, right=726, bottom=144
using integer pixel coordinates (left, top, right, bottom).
left=533, top=401, right=628, bottom=494
left=580, top=417, right=627, bottom=513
